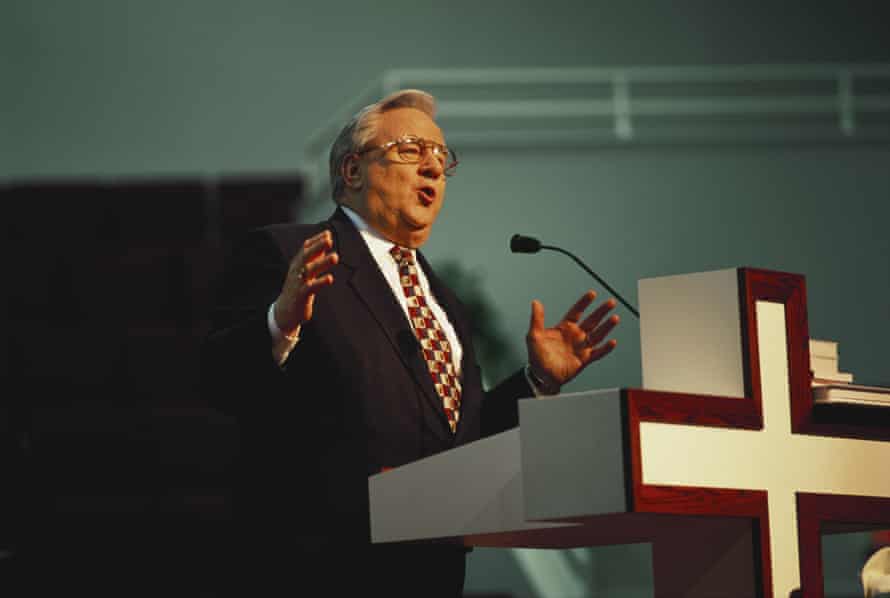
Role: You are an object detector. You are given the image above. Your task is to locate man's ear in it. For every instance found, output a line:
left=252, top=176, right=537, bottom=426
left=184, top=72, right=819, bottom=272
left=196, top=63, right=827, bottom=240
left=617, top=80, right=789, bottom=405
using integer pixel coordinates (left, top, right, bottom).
left=341, top=154, right=364, bottom=190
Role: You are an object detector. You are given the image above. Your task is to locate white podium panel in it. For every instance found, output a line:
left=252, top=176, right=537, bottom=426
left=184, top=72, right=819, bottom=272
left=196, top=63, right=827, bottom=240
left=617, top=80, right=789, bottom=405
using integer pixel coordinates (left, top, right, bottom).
left=369, top=390, right=629, bottom=544
left=638, top=267, right=746, bottom=398
left=518, top=389, right=628, bottom=522
left=369, top=428, right=570, bottom=544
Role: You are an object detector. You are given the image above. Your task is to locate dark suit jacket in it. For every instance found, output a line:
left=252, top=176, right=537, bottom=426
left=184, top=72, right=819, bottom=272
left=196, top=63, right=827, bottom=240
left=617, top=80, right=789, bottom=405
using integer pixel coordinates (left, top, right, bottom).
left=202, top=207, right=532, bottom=591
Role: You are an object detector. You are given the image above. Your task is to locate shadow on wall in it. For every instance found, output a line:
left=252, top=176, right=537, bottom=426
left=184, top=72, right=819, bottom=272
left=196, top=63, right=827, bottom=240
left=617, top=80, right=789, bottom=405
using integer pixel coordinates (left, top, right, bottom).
left=435, top=259, right=522, bottom=386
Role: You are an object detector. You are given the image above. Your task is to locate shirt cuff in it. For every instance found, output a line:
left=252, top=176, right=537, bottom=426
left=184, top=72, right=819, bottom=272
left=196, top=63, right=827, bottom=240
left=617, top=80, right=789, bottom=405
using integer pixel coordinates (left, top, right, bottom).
left=268, top=303, right=300, bottom=366
left=524, top=364, right=559, bottom=397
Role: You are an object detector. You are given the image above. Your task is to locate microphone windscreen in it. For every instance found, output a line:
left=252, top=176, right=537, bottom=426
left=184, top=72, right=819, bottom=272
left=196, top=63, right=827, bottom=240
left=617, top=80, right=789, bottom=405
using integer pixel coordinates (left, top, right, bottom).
left=510, top=234, right=541, bottom=254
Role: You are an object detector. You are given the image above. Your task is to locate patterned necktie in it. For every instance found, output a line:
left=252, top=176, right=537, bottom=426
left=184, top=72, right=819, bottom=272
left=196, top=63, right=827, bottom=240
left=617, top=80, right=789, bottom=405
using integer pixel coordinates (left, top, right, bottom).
left=390, top=245, right=461, bottom=433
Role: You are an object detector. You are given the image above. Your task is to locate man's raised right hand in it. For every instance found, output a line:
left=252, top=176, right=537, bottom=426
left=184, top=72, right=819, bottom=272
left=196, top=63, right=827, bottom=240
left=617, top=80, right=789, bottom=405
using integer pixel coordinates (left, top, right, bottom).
left=273, top=230, right=338, bottom=338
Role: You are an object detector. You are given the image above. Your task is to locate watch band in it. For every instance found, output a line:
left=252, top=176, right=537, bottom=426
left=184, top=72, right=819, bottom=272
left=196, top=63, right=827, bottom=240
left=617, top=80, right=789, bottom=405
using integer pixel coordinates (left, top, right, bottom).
left=525, top=364, right=558, bottom=395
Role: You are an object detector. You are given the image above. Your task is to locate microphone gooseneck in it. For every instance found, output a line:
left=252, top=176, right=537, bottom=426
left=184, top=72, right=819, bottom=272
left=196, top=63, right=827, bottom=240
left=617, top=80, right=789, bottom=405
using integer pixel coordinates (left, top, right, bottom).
left=510, top=234, right=640, bottom=319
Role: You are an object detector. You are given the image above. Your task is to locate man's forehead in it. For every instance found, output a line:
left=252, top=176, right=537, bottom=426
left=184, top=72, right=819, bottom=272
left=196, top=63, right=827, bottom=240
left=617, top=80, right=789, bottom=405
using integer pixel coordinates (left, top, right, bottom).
left=375, top=107, right=444, bottom=143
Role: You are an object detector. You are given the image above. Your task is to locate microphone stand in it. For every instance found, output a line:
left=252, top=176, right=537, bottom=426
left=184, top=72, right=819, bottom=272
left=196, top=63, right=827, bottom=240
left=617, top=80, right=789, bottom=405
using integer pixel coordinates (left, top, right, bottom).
left=539, top=244, right=640, bottom=319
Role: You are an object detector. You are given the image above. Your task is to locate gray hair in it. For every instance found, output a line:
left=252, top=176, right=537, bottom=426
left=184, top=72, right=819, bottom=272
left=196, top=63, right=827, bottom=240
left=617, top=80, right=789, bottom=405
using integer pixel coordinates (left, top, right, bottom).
left=328, top=89, right=437, bottom=202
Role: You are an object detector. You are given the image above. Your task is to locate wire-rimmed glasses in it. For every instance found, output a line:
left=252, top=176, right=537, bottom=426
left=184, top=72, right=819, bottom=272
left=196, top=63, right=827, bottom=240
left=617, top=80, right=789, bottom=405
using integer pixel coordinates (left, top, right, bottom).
left=356, top=135, right=458, bottom=176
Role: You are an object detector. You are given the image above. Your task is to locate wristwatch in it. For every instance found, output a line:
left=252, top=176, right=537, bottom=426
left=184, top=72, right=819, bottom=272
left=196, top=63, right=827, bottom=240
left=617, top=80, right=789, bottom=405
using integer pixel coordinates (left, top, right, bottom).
left=525, top=364, right=559, bottom=395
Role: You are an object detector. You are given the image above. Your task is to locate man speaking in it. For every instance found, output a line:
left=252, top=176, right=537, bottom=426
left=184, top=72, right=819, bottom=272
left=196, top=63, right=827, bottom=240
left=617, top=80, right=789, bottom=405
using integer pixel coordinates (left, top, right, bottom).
left=203, top=89, right=619, bottom=596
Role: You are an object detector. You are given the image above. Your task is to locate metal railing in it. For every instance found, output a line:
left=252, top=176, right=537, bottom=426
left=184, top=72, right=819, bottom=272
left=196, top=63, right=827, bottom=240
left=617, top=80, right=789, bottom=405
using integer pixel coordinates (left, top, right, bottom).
left=301, top=64, right=890, bottom=204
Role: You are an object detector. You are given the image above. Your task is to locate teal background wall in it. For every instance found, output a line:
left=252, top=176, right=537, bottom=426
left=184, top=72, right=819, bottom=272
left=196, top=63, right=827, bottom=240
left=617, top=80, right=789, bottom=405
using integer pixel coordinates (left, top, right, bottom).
left=4, top=1, right=889, bottom=596
left=4, top=1, right=890, bottom=179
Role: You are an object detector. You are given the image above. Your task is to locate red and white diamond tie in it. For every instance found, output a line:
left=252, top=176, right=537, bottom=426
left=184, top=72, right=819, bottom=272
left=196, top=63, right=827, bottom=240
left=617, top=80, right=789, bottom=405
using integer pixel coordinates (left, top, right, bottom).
left=390, top=246, right=461, bottom=433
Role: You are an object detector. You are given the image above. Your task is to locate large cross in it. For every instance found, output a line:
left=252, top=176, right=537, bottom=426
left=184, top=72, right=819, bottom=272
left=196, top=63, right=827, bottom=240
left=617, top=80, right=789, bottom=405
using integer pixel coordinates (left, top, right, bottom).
left=624, top=268, right=890, bottom=596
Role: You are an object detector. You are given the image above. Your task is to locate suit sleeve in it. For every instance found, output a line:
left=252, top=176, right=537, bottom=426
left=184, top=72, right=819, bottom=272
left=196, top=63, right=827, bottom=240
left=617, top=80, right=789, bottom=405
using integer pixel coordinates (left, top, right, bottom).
left=480, top=368, right=536, bottom=437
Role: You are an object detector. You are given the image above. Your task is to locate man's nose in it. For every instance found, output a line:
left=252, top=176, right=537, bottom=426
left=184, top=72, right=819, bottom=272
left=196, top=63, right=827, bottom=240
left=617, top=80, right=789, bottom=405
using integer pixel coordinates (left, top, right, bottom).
left=418, top=149, right=444, bottom=178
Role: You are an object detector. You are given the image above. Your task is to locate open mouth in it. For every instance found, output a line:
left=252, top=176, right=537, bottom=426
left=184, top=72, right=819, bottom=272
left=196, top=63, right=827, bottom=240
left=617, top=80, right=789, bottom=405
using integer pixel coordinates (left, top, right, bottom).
left=417, top=186, right=436, bottom=205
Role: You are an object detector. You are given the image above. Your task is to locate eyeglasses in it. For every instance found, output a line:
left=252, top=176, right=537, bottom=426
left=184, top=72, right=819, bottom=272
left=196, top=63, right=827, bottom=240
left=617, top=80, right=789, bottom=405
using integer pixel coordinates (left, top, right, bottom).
left=356, top=135, right=458, bottom=176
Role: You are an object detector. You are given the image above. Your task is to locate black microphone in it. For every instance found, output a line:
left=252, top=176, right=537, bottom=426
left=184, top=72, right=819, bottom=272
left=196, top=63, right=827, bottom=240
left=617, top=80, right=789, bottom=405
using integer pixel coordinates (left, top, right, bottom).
left=509, top=234, right=639, bottom=319
left=510, top=234, right=541, bottom=254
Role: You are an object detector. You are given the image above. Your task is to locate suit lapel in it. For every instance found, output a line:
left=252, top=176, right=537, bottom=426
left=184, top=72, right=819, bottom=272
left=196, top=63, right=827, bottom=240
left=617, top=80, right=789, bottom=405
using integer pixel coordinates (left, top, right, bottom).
left=328, top=209, right=453, bottom=441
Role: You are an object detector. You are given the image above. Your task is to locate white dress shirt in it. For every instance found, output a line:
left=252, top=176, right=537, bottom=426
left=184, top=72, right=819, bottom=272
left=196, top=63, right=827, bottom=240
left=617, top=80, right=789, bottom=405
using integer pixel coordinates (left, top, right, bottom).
left=268, top=207, right=463, bottom=370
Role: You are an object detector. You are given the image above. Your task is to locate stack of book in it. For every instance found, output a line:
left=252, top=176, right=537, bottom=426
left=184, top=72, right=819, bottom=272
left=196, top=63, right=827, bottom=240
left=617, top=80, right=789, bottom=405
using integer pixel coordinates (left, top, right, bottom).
left=809, top=339, right=854, bottom=386
left=810, top=338, right=890, bottom=408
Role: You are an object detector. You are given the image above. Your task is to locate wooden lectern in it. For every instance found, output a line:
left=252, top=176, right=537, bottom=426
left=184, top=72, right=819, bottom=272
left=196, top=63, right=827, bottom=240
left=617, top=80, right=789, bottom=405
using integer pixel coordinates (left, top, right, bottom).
left=369, top=268, right=890, bottom=597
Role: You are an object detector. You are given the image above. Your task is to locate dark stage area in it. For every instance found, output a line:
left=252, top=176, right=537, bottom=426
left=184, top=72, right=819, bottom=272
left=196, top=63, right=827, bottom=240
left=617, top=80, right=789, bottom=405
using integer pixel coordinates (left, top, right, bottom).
left=2, top=175, right=301, bottom=596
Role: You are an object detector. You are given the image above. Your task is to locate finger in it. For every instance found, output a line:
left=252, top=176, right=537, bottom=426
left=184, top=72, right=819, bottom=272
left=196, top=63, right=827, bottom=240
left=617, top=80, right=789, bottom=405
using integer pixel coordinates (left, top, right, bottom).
left=299, top=231, right=334, bottom=264
left=302, top=293, right=316, bottom=322
left=586, top=314, right=619, bottom=346
left=306, top=229, right=332, bottom=248
left=303, top=251, right=339, bottom=280
left=304, top=243, right=333, bottom=268
left=579, top=298, right=617, bottom=332
left=292, top=232, right=335, bottom=283
left=529, top=300, right=545, bottom=333
left=587, top=339, right=618, bottom=362
left=302, top=273, right=335, bottom=294
left=297, top=275, right=334, bottom=322
left=561, top=290, right=597, bottom=323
